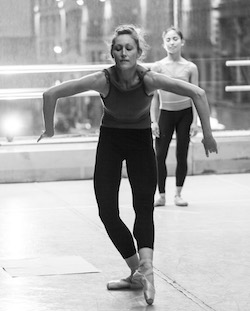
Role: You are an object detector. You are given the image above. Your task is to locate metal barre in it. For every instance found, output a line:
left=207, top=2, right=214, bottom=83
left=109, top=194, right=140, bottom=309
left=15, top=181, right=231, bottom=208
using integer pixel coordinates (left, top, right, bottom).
left=226, top=60, right=250, bottom=67
left=0, top=64, right=109, bottom=74
left=225, top=60, right=250, bottom=92
left=0, top=63, right=153, bottom=99
left=0, top=63, right=153, bottom=74
left=225, top=85, right=250, bottom=92
left=0, top=88, right=98, bottom=100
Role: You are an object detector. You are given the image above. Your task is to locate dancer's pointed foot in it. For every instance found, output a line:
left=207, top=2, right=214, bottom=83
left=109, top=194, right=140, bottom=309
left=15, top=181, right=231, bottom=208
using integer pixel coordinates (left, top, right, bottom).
left=133, top=264, right=155, bottom=305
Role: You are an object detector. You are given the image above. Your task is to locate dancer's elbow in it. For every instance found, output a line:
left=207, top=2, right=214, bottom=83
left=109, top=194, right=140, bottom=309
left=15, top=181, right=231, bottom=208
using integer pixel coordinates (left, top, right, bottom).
left=193, top=87, right=206, bottom=102
left=43, top=88, right=58, bottom=102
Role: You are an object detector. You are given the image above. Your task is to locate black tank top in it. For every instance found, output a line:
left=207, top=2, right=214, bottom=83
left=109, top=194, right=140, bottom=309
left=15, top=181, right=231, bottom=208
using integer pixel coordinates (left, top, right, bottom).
left=100, top=65, right=153, bottom=129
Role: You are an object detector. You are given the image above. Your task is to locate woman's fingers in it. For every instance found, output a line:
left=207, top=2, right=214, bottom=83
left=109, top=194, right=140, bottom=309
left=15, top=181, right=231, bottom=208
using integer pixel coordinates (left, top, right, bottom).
left=37, top=133, right=45, bottom=142
left=151, top=123, right=160, bottom=138
left=37, top=132, right=53, bottom=142
left=202, top=137, right=218, bottom=157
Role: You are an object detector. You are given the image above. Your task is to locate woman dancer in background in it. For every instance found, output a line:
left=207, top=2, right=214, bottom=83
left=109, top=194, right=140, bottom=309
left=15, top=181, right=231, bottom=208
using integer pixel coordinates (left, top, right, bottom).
left=151, top=26, right=200, bottom=207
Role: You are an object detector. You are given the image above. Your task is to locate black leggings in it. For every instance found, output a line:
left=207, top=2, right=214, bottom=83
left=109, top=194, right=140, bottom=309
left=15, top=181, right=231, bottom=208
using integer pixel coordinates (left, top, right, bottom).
left=94, top=127, right=157, bottom=259
left=155, top=107, right=193, bottom=193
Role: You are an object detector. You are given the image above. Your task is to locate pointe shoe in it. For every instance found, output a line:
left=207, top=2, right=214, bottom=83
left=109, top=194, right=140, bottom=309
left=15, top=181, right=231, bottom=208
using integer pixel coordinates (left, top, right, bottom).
left=154, top=197, right=166, bottom=207
left=133, top=267, right=155, bottom=305
left=107, top=275, right=143, bottom=290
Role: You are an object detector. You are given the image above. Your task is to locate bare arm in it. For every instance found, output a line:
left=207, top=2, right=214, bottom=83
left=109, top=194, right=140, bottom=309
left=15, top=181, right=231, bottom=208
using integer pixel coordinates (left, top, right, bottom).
left=150, top=91, right=160, bottom=137
left=38, top=71, right=107, bottom=141
left=145, top=71, right=218, bottom=156
left=189, top=63, right=199, bottom=136
left=148, top=71, right=211, bottom=136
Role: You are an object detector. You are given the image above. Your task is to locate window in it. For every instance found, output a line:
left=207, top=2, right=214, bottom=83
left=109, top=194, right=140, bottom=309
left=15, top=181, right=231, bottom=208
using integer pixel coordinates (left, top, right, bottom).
left=0, top=0, right=250, bottom=142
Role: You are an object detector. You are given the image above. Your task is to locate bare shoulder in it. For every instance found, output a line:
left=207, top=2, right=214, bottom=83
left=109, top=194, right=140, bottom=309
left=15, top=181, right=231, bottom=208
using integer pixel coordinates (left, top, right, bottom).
left=187, top=62, right=199, bottom=82
left=180, top=57, right=196, bottom=67
left=83, top=70, right=106, bottom=84
left=80, top=69, right=108, bottom=95
left=95, top=70, right=110, bottom=97
left=143, top=70, right=162, bottom=94
left=151, top=57, right=167, bottom=72
left=188, top=61, right=198, bottom=71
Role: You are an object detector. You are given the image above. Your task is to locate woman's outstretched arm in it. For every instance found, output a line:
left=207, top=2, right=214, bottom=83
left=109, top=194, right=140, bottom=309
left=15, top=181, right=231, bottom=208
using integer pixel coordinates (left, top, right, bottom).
left=146, top=71, right=218, bottom=156
left=38, top=71, right=107, bottom=141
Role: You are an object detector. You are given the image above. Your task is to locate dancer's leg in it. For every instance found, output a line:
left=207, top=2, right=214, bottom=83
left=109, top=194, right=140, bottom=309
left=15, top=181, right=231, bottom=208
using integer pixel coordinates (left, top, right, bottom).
left=175, top=108, right=192, bottom=206
left=154, top=110, right=175, bottom=206
left=94, top=128, right=140, bottom=289
left=125, top=129, right=156, bottom=304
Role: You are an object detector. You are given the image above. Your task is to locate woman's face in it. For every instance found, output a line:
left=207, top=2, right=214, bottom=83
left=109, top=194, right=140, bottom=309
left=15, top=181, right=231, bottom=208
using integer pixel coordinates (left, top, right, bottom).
left=112, top=34, right=141, bottom=69
left=163, top=29, right=183, bottom=54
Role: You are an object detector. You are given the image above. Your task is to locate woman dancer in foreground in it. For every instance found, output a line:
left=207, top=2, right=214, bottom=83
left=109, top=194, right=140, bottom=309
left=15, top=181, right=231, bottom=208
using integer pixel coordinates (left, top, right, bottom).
left=38, top=24, right=217, bottom=305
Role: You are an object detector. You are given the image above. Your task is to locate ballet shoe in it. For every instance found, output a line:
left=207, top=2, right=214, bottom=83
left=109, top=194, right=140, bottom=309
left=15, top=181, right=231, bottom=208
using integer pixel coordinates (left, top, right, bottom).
left=154, top=197, right=166, bottom=207
left=174, top=195, right=188, bottom=206
left=107, top=275, right=143, bottom=290
left=133, top=267, right=155, bottom=305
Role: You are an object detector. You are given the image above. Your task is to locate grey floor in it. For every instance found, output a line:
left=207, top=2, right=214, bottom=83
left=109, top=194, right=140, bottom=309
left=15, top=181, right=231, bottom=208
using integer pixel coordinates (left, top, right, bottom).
left=0, top=173, right=250, bottom=311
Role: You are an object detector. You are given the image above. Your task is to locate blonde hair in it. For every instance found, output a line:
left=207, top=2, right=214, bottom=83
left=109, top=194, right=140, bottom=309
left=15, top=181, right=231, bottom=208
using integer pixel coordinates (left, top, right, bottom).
left=110, top=24, right=149, bottom=61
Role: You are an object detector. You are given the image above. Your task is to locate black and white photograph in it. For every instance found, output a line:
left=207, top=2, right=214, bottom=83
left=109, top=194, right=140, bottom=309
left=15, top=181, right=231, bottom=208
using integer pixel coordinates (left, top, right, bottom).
left=0, top=0, right=249, bottom=310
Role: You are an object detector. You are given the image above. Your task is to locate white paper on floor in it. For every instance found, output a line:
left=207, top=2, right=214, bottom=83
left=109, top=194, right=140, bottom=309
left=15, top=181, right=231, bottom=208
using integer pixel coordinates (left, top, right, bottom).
left=0, top=255, right=101, bottom=277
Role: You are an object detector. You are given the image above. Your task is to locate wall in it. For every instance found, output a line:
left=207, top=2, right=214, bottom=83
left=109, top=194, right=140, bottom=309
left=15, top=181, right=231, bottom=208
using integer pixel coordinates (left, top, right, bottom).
left=0, top=132, right=249, bottom=183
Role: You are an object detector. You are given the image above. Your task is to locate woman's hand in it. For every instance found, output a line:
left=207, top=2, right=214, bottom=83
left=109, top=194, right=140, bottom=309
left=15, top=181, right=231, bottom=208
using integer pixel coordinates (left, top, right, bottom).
left=202, top=136, right=218, bottom=157
left=190, top=122, right=199, bottom=137
left=151, top=121, right=160, bottom=138
left=37, top=130, right=54, bottom=142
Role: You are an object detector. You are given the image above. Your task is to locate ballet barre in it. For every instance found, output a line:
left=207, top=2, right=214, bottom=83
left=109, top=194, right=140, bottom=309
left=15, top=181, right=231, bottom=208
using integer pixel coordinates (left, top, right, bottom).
left=0, top=88, right=98, bottom=100
left=225, top=60, right=250, bottom=92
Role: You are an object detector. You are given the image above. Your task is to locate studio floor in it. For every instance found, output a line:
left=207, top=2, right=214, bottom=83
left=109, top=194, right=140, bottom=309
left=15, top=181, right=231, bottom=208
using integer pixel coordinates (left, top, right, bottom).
left=0, top=173, right=250, bottom=311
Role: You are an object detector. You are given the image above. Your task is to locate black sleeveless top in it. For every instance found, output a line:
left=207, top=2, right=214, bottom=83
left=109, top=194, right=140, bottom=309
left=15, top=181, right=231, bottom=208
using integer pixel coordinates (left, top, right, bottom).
left=100, top=65, right=153, bottom=129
